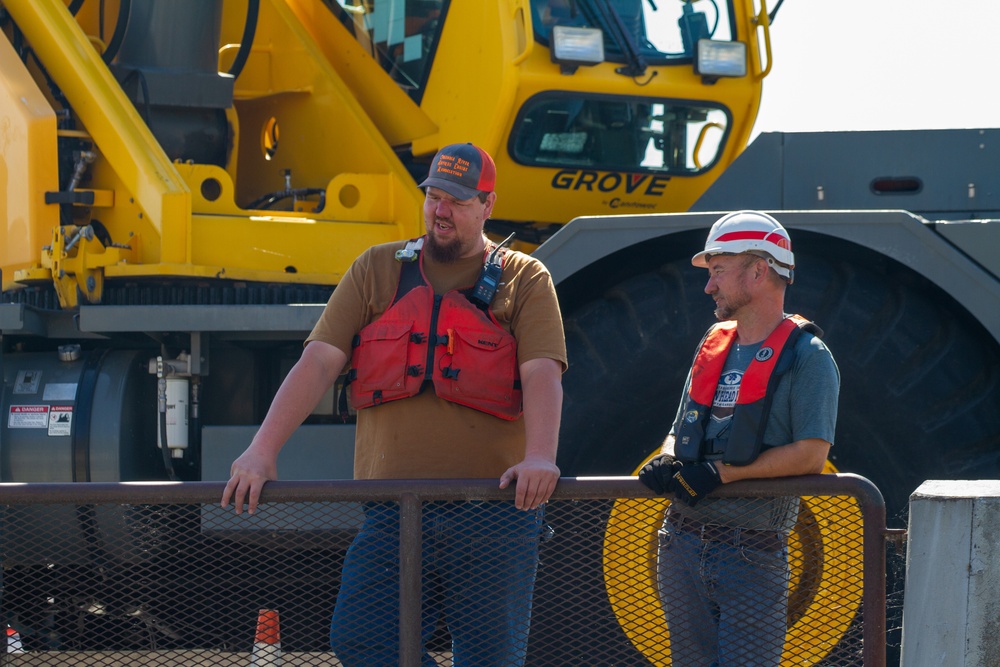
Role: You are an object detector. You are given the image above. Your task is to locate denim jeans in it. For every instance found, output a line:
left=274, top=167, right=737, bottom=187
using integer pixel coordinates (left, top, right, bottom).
left=656, top=518, right=790, bottom=667
left=329, top=501, right=543, bottom=667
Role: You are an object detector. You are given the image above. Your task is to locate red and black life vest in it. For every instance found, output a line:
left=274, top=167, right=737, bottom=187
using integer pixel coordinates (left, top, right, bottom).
left=674, top=314, right=820, bottom=466
left=344, top=238, right=522, bottom=420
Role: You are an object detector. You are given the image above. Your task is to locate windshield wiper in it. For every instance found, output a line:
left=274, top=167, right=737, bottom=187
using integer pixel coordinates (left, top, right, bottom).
left=587, top=0, right=648, bottom=77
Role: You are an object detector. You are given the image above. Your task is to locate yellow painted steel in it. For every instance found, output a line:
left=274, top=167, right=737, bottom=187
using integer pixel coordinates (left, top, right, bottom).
left=3, top=0, right=191, bottom=267
left=410, top=1, right=531, bottom=159
left=603, top=455, right=863, bottom=665
left=221, top=0, right=426, bottom=215
left=31, top=225, right=137, bottom=308
left=282, top=0, right=439, bottom=147
left=0, top=32, right=60, bottom=291
left=751, top=0, right=774, bottom=79
left=1, top=0, right=427, bottom=304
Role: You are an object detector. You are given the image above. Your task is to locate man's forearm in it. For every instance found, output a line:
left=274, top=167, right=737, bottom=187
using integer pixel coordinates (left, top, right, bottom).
left=252, top=341, right=347, bottom=454
left=520, top=358, right=563, bottom=463
left=716, top=438, right=830, bottom=483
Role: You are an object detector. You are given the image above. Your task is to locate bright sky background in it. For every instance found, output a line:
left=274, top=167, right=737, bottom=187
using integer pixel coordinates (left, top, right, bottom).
left=750, top=0, right=1000, bottom=141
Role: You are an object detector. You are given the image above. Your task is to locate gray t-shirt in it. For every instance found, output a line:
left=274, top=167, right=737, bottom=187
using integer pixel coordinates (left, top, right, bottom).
left=669, top=329, right=840, bottom=532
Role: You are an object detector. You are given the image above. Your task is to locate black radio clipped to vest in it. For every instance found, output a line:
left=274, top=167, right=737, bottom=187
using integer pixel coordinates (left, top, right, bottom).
left=470, top=232, right=516, bottom=307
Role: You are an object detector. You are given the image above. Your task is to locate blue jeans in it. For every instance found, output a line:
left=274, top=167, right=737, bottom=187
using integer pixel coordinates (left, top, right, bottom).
left=329, top=501, right=543, bottom=667
left=656, top=518, right=790, bottom=667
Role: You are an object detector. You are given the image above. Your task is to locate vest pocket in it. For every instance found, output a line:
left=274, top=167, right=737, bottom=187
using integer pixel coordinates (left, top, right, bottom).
left=443, top=327, right=520, bottom=415
left=353, top=320, right=414, bottom=395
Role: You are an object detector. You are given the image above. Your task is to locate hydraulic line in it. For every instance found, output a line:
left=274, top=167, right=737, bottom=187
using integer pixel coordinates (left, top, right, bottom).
left=227, top=0, right=259, bottom=78
left=101, top=0, right=131, bottom=64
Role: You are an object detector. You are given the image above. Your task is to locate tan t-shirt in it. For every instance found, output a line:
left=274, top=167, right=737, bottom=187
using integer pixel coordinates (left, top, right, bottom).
left=306, top=239, right=567, bottom=480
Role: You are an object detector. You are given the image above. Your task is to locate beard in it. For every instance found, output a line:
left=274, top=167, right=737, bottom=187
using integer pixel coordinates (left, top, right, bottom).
left=713, top=286, right=752, bottom=320
left=424, top=231, right=463, bottom=263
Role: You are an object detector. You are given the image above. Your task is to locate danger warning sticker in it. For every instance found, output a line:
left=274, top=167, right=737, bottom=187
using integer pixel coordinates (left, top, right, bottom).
left=48, top=405, right=74, bottom=436
left=8, top=405, right=50, bottom=429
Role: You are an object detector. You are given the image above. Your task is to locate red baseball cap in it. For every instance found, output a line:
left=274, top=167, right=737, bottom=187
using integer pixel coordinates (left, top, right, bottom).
left=418, top=143, right=496, bottom=200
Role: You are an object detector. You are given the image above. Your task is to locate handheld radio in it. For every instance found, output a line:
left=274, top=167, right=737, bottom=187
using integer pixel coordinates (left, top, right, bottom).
left=470, top=232, right=516, bottom=307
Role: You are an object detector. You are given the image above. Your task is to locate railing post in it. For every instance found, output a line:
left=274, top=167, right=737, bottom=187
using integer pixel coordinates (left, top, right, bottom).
left=399, top=493, right=422, bottom=667
left=860, top=480, right=888, bottom=667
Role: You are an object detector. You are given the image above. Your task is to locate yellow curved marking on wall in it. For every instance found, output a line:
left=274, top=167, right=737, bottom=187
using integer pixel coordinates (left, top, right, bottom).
left=603, top=457, right=863, bottom=665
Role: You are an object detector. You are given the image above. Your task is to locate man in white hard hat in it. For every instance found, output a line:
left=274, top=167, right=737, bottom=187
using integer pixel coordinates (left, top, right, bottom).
left=639, top=210, right=840, bottom=666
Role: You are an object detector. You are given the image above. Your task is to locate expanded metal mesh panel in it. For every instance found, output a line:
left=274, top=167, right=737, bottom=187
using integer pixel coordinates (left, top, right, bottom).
left=1, top=500, right=359, bottom=665
left=0, top=484, right=882, bottom=666
left=590, top=495, right=868, bottom=667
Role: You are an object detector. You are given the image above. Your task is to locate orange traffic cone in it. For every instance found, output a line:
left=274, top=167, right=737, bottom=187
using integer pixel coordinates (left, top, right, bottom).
left=251, top=609, right=282, bottom=666
left=6, top=626, right=24, bottom=654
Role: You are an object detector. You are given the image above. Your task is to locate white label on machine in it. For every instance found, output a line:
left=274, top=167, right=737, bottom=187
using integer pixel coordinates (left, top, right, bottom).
left=8, top=405, right=49, bottom=428
left=48, top=405, right=74, bottom=436
left=13, top=371, right=41, bottom=394
left=43, top=383, right=77, bottom=401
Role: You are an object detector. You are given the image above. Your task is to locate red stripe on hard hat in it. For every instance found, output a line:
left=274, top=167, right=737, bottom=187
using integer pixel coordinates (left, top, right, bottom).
left=715, top=230, right=791, bottom=250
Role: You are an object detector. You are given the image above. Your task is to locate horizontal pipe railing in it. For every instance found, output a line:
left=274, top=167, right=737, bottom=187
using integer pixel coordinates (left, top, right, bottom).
left=0, top=472, right=884, bottom=505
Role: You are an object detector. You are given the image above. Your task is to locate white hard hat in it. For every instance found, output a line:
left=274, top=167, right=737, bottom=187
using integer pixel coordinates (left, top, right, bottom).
left=692, top=210, right=795, bottom=282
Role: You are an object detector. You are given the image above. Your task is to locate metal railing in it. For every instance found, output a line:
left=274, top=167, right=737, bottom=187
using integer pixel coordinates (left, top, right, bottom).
left=0, top=474, right=887, bottom=666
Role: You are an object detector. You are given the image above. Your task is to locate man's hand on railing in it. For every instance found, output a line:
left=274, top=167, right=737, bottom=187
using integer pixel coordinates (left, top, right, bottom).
left=670, top=461, right=722, bottom=507
left=638, top=454, right=683, bottom=494
left=500, top=456, right=560, bottom=511
left=221, top=448, right=279, bottom=515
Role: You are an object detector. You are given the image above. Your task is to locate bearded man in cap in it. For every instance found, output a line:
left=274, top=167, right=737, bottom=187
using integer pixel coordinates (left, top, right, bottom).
left=223, top=143, right=566, bottom=667
left=638, top=210, right=840, bottom=666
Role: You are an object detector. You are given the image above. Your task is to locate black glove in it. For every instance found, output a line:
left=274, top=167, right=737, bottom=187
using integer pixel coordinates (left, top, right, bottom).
left=638, top=454, right=683, bottom=494
left=671, top=461, right=722, bottom=506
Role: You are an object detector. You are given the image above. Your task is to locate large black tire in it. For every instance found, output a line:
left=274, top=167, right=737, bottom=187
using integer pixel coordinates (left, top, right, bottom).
left=556, top=231, right=1000, bottom=521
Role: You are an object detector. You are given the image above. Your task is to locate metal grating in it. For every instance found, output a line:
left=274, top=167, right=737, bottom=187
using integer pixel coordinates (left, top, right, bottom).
left=0, top=476, right=887, bottom=666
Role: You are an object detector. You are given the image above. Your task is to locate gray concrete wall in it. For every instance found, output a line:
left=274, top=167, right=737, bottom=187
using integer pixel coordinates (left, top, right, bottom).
left=901, top=480, right=1000, bottom=666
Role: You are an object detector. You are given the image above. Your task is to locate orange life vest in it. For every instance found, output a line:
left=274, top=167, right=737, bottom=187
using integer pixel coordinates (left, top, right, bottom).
left=346, top=239, right=522, bottom=420
left=674, top=314, right=819, bottom=465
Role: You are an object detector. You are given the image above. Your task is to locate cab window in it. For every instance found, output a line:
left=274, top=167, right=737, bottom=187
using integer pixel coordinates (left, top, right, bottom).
left=510, top=94, right=730, bottom=174
left=330, top=0, right=448, bottom=100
